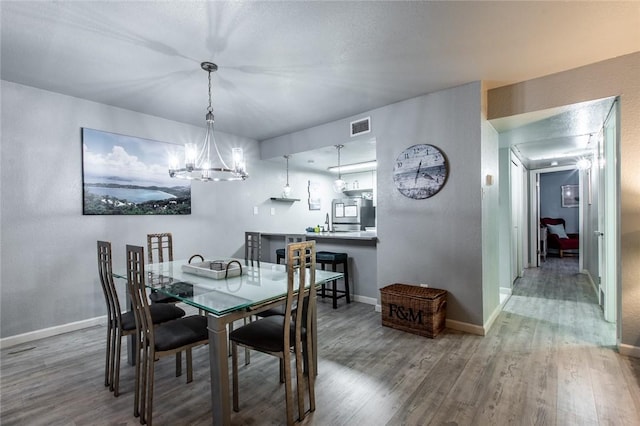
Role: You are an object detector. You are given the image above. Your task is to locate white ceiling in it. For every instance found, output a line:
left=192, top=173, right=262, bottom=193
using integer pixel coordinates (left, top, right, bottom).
left=492, top=97, right=616, bottom=170
left=2, top=1, right=638, bottom=171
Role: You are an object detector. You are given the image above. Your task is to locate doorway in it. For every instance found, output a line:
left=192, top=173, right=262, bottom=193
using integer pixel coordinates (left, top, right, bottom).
left=531, top=166, right=581, bottom=265
left=494, top=96, right=619, bottom=335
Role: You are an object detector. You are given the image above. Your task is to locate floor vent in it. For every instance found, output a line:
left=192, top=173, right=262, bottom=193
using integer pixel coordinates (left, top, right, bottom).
left=350, top=117, right=371, bottom=137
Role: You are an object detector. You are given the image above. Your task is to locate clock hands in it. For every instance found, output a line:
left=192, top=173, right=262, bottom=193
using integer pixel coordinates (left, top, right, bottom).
left=415, top=160, right=422, bottom=183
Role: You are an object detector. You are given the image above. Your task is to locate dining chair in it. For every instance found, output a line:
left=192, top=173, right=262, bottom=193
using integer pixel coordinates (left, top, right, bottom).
left=249, top=231, right=285, bottom=316
left=126, top=244, right=209, bottom=426
left=230, top=240, right=317, bottom=425
left=244, top=231, right=261, bottom=266
left=97, top=241, right=186, bottom=397
left=147, top=233, right=180, bottom=304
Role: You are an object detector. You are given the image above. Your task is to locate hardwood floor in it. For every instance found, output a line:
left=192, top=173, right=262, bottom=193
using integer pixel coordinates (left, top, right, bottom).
left=2, top=257, right=639, bottom=425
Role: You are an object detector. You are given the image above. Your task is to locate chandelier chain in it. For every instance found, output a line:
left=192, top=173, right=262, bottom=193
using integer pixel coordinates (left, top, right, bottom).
left=207, top=68, right=213, bottom=113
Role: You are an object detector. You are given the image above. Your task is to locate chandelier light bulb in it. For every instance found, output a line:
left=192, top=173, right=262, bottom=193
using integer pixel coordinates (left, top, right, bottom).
left=282, top=184, right=292, bottom=198
left=576, top=158, right=592, bottom=170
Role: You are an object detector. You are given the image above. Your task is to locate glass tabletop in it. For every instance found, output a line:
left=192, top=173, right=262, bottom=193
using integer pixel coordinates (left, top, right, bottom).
left=114, top=258, right=343, bottom=316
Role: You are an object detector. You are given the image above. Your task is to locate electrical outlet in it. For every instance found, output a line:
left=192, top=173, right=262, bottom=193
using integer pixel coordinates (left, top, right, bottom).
left=420, top=283, right=429, bottom=287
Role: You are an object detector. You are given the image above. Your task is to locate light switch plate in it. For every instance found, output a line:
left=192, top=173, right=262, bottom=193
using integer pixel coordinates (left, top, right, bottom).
left=253, top=206, right=258, bottom=215
left=270, top=207, right=275, bottom=216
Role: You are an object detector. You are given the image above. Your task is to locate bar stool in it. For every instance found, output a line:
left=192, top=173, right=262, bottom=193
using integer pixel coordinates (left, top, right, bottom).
left=275, top=235, right=307, bottom=264
left=316, top=251, right=350, bottom=309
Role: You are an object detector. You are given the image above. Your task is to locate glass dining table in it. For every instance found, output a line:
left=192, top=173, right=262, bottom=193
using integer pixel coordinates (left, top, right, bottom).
left=114, top=257, right=342, bottom=426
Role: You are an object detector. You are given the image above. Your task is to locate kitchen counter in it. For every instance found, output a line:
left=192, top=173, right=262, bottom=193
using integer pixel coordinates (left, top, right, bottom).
left=261, top=231, right=377, bottom=242
left=259, top=231, right=378, bottom=304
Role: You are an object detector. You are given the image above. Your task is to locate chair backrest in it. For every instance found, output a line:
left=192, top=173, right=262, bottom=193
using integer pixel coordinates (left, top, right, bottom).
left=97, top=240, right=123, bottom=326
left=284, top=234, right=306, bottom=267
left=244, top=232, right=261, bottom=266
left=284, top=240, right=316, bottom=353
left=147, top=233, right=173, bottom=264
left=126, top=245, right=155, bottom=349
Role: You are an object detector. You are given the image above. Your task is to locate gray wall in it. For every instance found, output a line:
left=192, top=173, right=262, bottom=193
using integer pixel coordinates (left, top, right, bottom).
left=1, top=78, right=503, bottom=337
left=488, top=52, right=640, bottom=350
left=540, top=170, right=579, bottom=233
left=0, top=80, right=336, bottom=338
left=263, top=81, right=492, bottom=327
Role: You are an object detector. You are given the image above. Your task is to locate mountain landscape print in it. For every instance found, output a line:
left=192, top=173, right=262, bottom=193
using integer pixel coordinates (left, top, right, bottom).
left=82, top=128, right=190, bottom=215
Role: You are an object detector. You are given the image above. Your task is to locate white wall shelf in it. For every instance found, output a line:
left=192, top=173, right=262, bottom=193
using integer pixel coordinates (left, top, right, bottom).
left=342, top=189, right=374, bottom=196
left=270, top=197, right=300, bottom=202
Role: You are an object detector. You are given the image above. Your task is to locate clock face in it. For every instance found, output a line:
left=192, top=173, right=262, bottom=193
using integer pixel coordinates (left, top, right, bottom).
left=393, top=144, right=448, bottom=199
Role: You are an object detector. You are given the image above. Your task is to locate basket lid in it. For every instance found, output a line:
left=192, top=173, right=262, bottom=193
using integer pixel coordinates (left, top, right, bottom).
left=381, top=283, right=447, bottom=299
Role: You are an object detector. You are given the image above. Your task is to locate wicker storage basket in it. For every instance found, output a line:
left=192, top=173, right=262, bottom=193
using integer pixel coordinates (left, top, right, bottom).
left=380, top=284, right=447, bottom=338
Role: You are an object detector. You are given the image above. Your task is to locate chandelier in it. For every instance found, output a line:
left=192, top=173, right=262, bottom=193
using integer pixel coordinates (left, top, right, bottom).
left=332, top=144, right=346, bottom=192
left=169, top=62, right=248, bottom=182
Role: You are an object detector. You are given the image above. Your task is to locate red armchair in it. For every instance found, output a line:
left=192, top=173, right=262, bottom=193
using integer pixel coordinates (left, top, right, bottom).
left=540, top=217, right=579, bottom=257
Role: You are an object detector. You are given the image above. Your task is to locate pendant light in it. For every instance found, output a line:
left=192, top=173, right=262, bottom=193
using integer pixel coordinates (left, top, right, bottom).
left=168, top=62, right=248, bottom=182
left=332, top=144, right=346, bottom=192
left=282, top=155, right=292, bottom=198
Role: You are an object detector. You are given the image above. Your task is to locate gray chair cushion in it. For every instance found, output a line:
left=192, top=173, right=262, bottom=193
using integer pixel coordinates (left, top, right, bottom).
left=154, top=315, right=208, bottom=351
left=255, top=306, right=286, bottom=318
left=229, top=315, right=305, bottom=353
left=149, top=290, right=181, bottom=304
left=121, top=304, right=185, bottom=331
left=316, top=251, right=347, bottom=262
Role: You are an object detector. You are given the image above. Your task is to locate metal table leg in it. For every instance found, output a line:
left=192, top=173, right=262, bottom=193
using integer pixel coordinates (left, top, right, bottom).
left=208, top=314, right=231, bottom=426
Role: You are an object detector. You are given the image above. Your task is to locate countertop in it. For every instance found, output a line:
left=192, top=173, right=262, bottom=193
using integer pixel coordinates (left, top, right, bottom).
left=261, top=231, right=377, bottom=242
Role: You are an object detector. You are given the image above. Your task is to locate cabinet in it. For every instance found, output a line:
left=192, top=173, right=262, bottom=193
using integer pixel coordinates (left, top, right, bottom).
left=342, top=171, right=376, bottom=204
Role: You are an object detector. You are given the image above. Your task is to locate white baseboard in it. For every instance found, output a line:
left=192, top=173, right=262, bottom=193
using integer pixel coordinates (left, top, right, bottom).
left=483, top=303, right=502, bottom=335
left=353, top=294, right=377, bottom=306
left=0, top=315, right=105, bottom=349
left=2, top=296, right=380, bottom=349
left=619, top=343, right=640, bottom=359
left=445, top=318, right=485, bottom=336
left=582, top=269, right=599, bottom=296
left=0, top=295, right=380, bottom=349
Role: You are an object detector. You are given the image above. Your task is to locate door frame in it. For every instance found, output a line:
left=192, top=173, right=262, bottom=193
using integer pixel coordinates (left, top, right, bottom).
left=529, top=165, right=579, bottom=268
left=600, top=100, right=620, bottom=327
left=510, top=151, right=526, bottom=280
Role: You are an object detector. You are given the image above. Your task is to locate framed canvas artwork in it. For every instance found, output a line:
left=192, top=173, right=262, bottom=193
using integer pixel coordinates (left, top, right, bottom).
left=561, top=184, right=579, bottom=208
left=82, top=128, right=191, bottom=215
left=308, top=180, right=321, bottom=210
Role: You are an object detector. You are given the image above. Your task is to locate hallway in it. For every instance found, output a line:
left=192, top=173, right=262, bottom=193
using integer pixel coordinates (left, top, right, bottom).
left=511, top=256, right=615, bottom=348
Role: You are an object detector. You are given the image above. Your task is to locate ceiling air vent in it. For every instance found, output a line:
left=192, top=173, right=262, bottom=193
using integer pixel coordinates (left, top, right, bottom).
left=350, top=117, right=371, bottom=137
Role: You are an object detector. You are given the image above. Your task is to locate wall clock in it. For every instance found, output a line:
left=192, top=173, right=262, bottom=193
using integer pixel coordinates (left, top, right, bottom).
left=393, top=144, right=448, bottom=199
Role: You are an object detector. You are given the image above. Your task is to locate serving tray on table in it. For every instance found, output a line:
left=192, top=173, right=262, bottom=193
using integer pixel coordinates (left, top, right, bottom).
left=181, top=259, right=246, bottom=280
